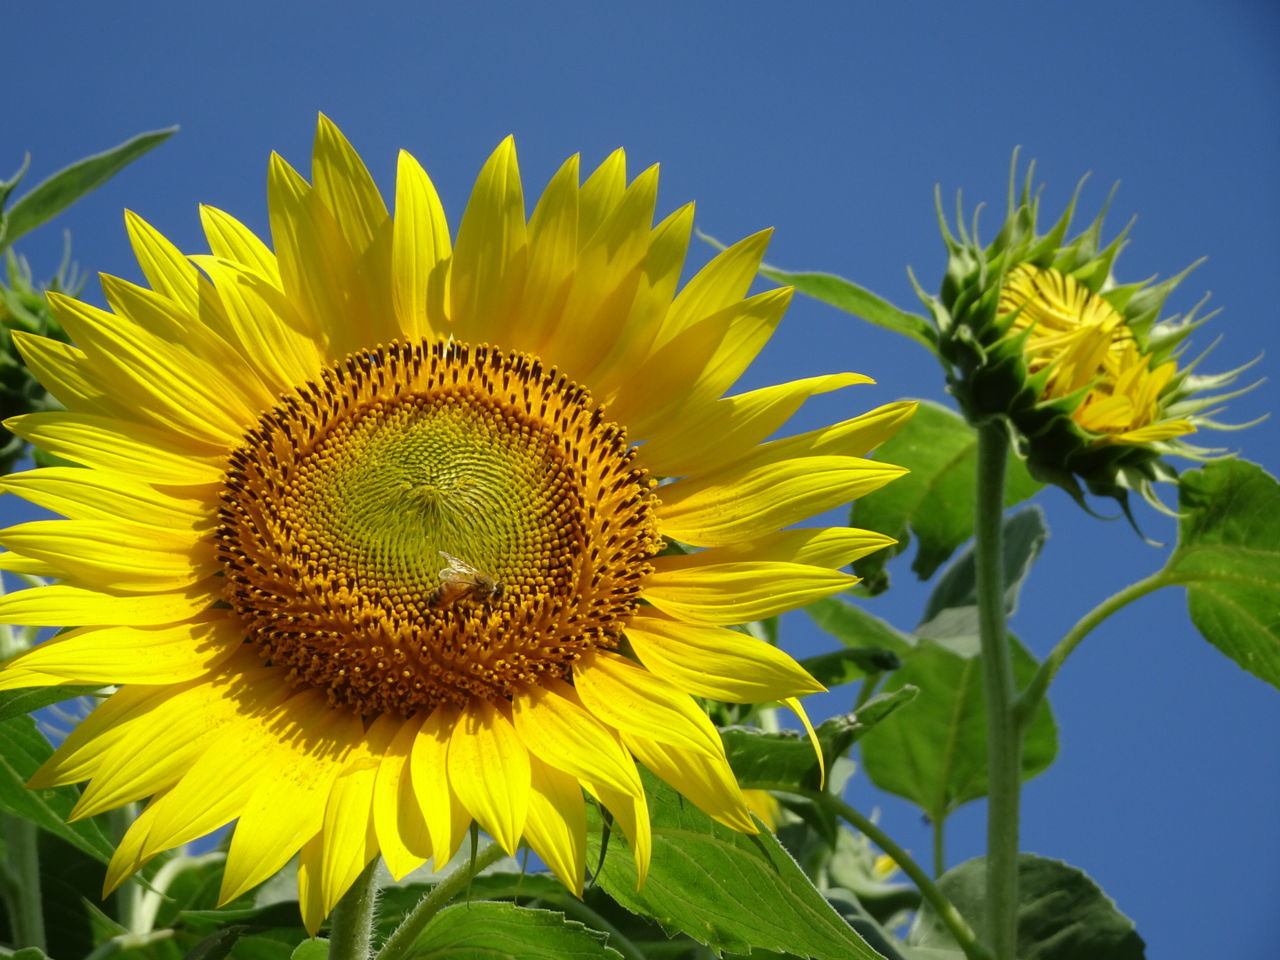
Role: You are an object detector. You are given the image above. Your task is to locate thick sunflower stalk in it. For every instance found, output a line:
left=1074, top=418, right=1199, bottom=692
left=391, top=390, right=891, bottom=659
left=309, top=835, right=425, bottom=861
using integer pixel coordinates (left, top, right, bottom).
left=920, top=158, right=1250, bottom=514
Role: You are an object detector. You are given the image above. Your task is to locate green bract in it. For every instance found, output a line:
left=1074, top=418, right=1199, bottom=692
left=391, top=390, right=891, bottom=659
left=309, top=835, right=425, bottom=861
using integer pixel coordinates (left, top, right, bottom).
left=918, top=156, right=1252, bottom=516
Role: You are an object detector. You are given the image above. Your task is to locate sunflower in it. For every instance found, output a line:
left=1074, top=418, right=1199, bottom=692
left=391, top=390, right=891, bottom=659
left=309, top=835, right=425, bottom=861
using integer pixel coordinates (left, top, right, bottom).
left=925, top=158, right=1248, bottom=513
left=0, top=115, right=912, bottom=932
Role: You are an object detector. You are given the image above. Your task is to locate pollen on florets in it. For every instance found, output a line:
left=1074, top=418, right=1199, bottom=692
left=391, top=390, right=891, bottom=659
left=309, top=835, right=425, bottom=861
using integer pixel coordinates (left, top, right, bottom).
left=214, top=339, right=662, bottom=716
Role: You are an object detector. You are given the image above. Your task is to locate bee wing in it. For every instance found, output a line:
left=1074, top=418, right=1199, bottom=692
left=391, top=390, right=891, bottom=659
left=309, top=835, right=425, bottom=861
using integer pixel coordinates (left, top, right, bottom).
left=438, top=550, right=479, bottom=578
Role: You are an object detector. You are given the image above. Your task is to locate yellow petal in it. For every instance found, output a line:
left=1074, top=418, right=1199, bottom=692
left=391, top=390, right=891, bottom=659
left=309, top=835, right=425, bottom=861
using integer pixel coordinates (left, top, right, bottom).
left=312, top=113, right=389, bottom=259
left=621, top=732, right=756, bottom=833
left=0, top=553, right=58, bottom=576
left=511, top=679, right=643, bottom=799
left=610, top=288, right=791, bottom=436
left=582, top=779, right=650, bottom=888
left=373, top=713, right=431, bottom=879
left=449, top=137, right=527, bottom=343
left=657, top=455, right=907, bottom=548
left=296, top=833, right=327, bottom=937
left=639, top=372, right=873, bottom=478
left=411, top=705, right=471, bottom=868
left=578, top=149, right=627, bottom=246
left=625, top=613, right=823, bottom=703
left=5, top=412, right=225, bottom=486
left=194, top=254, right=325, bottom=394
left=574, top=652, right=723, bottom=761
left=392, top=149, right=452, bottom=342
left=0, top=612, right=241, bottom=691
left=104, top=796, right=164, bottom=896
left=124, top=210, right=213, bottom=319
left=524, top=755, right=586, bottom=897
left=0, top=467, right=208, bottom=529
left=0, top=518, right=215, bottom=592
left=744, top=399, right=918, bottom=466
left=446, top=700, right=530, bottom=856
left=513, top=154, right=579, bottom=354
left=46, top=291, right=256, bottom=444
left=542, top=165, right=658, bottom=380
left=652, top=527, right=895, bottom=570
left=218, top=695, right=359, bottom=904
left=267, top=151, right=362, bottom=357
left=317, top=733, right=385, bottom=919
left=654, top=228, right=772, bottom=349
left=644, top=561, right=857, bottom=624
left=199, top=204, right=281, bottom=284
left=10, top=333, right=136, bottom=423
left=0, top=582, right=212, bottom=628
left=783, top=696, right=825, bottom=789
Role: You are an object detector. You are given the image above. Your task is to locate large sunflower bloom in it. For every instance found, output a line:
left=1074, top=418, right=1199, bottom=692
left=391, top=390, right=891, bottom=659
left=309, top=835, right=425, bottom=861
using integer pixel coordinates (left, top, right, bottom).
left=0, top=116, right=912, bottom=931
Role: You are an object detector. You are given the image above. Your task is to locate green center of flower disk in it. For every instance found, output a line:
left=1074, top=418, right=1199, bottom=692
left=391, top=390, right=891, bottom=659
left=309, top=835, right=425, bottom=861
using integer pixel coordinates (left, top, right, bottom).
left=215, top=340, right=661, bottom=716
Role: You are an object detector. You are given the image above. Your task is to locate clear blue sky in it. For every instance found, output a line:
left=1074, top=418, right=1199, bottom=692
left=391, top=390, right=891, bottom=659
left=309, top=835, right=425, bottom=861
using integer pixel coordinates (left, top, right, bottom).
left=7, top=2, right=1277, bottom=956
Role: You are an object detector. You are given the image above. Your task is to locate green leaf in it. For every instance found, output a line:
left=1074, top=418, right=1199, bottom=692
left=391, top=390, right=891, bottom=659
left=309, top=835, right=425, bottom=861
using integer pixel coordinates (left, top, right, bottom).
left=0, top=127, right=177, bottom=250
left=1166, top=460, right=1280, bottom=689
left=860, top=636, right=1057, bottom=823
left=226, top=933, right=296, bottom=960
left=9, top=949, right=53, bottom=960
left=849, top=401, right=1042, bottom=593
left=805, top=597, right=915, bottom=654
left=696, top=228, right=937, bottom=354
left=0, top=686, right=105, bottom=723
left=406, top=902, right=622, bottom=959
left=585, top=770, right=882, bottom=959
left=0, top=712, right=115, bottom=862
left=910, top=854, right=1145, bottom=959
left=725, top=688, right=918, bottom=790
left=918, top=506, right=1048, bottom=632
left=798, top=647, right=902, bottom=687
left=756, top=265, right=939, bottom=355
left=288, top=940, right=329, bottom=960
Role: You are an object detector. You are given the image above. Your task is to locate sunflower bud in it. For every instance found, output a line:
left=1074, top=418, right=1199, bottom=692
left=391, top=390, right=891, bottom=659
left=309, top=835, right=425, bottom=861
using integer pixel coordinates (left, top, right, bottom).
left=920, top=155, right=1254, bottom=517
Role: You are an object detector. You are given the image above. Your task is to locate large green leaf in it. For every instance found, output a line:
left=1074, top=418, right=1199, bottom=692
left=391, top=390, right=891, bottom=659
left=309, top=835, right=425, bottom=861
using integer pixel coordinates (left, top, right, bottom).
left=860, top=636, right=1057, bottom=823
left=0, top=712, right=115, bottom=862
left=803, top=598, right=915, bottom=679
left=725, top=688, right=918, bottom=790
left=755, top=264, right=939, bottom=355
left=917, top=506, right=1047, bottom=633
left=1166, top=460, right=1280, bottom=689
left=849, top=402, right=1042, bottom=593
left=585, top=771, right=882, bottom=960
left=407, top=902, right=622, bottom=959
left=910, top=855, right=1145, bottom=959
left=0, top=128, right=177, bottom=249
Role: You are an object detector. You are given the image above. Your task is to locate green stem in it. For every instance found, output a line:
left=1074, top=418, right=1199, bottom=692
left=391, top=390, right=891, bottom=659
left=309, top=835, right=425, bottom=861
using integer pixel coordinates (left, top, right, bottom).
left=376, top=842, right=507, bottom=960
left=329, top=858, right=380, bottom=960
left=975, top=422, right=1019, bottom=960
left=1014, top=571, right=1175, bottom=729
left=854, top=672, right=883, bottom=710
left=2, top=815, right=45, bottom=952
left=750, top=783, right=994, bottom=960
left=932, top=816, right=946, bottom=878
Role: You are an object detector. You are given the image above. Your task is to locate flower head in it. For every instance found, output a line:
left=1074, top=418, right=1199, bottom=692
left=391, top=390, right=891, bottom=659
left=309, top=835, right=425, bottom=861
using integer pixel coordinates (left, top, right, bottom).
left=0, top=116, right=911, bottom=931
left=922, top=156, right=1252, bottom=514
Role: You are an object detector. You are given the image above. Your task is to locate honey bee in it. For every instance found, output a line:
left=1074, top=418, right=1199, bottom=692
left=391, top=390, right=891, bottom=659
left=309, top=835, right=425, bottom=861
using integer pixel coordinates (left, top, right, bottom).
left=429, top=551, right=504, bottom=607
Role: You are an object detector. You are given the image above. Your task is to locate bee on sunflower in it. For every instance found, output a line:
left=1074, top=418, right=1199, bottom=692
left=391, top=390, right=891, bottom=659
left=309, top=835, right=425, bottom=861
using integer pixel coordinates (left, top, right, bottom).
left=0, top=116, right=913, bottom=932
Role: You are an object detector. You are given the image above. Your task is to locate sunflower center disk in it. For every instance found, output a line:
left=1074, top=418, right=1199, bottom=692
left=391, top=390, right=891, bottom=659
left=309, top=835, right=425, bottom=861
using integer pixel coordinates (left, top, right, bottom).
left=216, top=341, right=660, bottom=716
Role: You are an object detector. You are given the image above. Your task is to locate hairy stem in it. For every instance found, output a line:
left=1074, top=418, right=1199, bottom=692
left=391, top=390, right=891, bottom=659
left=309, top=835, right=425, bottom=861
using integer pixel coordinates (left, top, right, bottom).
left=376, top=842, right=507, bottom=960
left=750, top=783, right=994, bottom=960
left=975, top=423, right=1019, bottom=960
left=1015, top=571, right=1176, bottom=728
left=933, top=816, right=946, bottom=878
left=2, top=815, right=46, bottom=952
left=329, top=858, right=381, bottom=960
